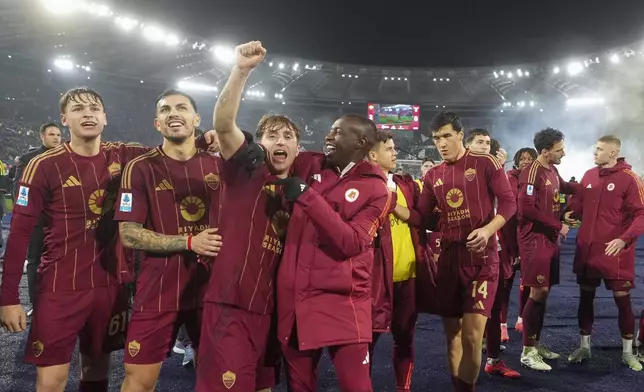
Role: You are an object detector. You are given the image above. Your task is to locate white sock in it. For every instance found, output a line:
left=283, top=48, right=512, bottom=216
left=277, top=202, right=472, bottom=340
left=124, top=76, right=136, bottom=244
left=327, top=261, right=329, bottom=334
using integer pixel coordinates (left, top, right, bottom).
left=517, top=316, right=523, bottom=324
left=623, top=339, right=633, bottom=354
left=580, top=335, right=591, bottom=349
left=487, top=357, right=500, bottom=365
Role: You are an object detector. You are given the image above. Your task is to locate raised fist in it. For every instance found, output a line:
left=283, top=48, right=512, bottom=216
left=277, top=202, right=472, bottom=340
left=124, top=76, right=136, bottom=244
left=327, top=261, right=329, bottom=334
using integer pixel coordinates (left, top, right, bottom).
left=236, top=41, right=266, bottom=70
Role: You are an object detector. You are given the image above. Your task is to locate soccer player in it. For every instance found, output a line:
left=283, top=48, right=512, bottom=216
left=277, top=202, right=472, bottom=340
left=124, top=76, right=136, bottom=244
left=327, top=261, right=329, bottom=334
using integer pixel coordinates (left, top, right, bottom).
left=419, top=112, right=516, bottom=392
left=506, top=148, right=537, bottom=334
left=517, top=128, right=580, bottom=371
left=368, top=131, right=424, bottom=391
left=419, top=157, right=436, bottom=182
left=563, top=135, right=644, bottom=371
left=115, top=90, right=224, bottom=392
left=275, top=114, right=391, bottom=392
left=0, top=87, right=151, bottom=392
left=195, top=41, right=298, bottom=392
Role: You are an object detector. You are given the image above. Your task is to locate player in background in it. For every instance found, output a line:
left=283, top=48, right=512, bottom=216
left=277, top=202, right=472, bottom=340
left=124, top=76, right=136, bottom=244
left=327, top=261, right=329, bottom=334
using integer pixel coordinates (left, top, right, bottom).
left=506, top=148, right=537, bottom=334
left=464, top=132, right=519, bottom=378
left=563, top=135, right=644, bottom=371
left=0, top=87, right=151, bottom=392
left=115, top=90, right=225, bottom=392
left=517, top=128, right=580, bottom=371
left=196, top=41, right=297, bottom=392
left=418, top=158, right=436, bottom=183
left=419, top=112, right=516, bottom=392
left=368, top=131, right=424, bottom=391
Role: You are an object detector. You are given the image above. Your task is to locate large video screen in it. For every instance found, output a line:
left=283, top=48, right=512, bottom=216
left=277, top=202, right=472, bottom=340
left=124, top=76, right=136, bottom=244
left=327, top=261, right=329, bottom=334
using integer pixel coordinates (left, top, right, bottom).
left=368, top=103, right=420, bottom=131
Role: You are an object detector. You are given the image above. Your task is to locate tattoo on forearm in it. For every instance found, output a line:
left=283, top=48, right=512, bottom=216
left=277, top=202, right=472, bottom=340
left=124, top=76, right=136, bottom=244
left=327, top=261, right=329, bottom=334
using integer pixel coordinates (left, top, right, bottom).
left=120, top=222, right=187, bottom=252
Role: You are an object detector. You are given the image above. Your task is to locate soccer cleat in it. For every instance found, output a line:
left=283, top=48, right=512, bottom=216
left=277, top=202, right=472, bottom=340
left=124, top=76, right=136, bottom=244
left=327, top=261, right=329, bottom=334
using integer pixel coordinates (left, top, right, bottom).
left=567, top=347, right=591, bottom=363
left=182, top=345, right=195, bottom=367
left=485, top=359, right=521, bottom=378
left=173, top=340, right=186, bottom=355
left=515, top=320, right=523, bottom=333
left=636, top=344, right=644, bottom=363
left=501, top=324, right=510, bottom=342
left=520, top=350, right=552, bottom=372
left=537, top=344, right=560, bottom=360
left=622, top=353, right=643, bottom=371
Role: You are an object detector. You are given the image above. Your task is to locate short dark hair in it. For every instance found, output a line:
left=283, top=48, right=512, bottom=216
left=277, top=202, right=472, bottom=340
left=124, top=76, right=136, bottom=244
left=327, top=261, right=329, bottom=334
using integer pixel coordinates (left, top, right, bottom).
left=513, top=147, right=537, bottom=168
left=422, top=157, right=435, bottom=165
left=340, top=114, right=379, bottom=152
left=375, top=130, right=393, bottom=144
left=59, top=87, right=105, bottom=113
left=256, top=114, right=301, bottom=141
left=429, top=111, right=463, bottom=133
left=490, top=138, right=500, bottom=155
left=39, top=122, right=60, bottom=134
left=465, top=128, right=490, bottom=145
left=534, top=127, right=564, bottom=153
left=155, top=89, right=198, bottom=112
left=597, top=134, right=621, bottom=148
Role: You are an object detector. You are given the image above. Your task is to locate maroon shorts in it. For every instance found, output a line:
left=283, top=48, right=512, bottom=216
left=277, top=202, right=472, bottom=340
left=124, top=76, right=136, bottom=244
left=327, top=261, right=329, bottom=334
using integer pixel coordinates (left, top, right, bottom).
left=521, top=241, right=560, bottom=288
left=124, top=309, right=202, bottom=364
left=436, top=261, right=499, bottom=318
left=196, top=303, right=278, bottom=392
left=25, top=285, right=128, bottom=366
left=498, top=242, right=516, bottom=281
left=577, top=276, right=636, bottom=291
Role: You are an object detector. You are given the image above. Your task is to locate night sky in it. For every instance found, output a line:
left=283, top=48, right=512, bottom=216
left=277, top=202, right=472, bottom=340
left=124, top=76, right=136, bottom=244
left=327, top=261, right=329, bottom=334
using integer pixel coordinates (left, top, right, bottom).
left=120, top=0, right=644, bottom=67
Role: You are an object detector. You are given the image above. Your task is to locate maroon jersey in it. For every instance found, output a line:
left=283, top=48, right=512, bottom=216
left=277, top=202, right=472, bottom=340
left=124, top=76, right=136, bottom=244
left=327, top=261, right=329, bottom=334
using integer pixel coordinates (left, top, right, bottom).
left=517, top=161, right=578, bottom=244
left=114, top=147, right=221, bottom=311
left=498, top=169, right=521, bottom=259
left=569, top=159, right=644, bottom=281
left=203, top=142, right=290, bottom=315
left=1, top=142, right=149, bottom=306
left=418, top=150, right=516, bottom=266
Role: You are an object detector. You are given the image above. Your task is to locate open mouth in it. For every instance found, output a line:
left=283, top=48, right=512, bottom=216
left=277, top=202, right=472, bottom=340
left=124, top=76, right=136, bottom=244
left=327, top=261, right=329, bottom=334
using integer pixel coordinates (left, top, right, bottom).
left=272, top=149, right=288, bottom=162
left=168, top=120, right=184, bottom=129
left=81, top=121, right=97, bottom=127
left=325, top=143, right=336, bottom=155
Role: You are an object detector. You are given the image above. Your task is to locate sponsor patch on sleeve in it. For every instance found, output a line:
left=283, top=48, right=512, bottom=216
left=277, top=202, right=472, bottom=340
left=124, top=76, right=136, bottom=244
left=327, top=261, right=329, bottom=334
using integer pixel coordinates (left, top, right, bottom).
left=526, top=184, right=534, bottom=196
left=119, top=193, right=133, bottom=212
left=16, top=186, right=29, bottom=206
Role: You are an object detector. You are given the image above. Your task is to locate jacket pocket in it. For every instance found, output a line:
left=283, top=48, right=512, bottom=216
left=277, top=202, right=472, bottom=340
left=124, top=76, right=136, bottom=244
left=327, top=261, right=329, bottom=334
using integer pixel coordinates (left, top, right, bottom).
left=309, top=249, right=353, bottom=295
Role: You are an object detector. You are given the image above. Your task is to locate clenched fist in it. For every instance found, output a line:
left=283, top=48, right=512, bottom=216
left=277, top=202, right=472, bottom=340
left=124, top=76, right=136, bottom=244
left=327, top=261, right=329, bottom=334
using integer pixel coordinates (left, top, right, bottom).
left=236, top=41, right=266, bottom=70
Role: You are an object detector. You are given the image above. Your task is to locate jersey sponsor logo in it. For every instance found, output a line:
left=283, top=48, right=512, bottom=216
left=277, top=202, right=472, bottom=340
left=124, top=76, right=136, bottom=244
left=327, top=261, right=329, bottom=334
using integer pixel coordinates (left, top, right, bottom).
left=155, top=179, right=173, bottom=191
left=263, top=184, right=278, bottom=197
left=119, top=193, right=133, bottom=212
left=32, top=340, right=44, bottom=357
left=88, top=189, right=114, bottom=216
left=108, top=162, right=122, bottom=176
left=446, top=188, right=464, bottom=209
left=526, top=185, right=534, bottom=196
left=222, top=370, right=236, bottom=389
left=205, top=173, right=220, bottom=191
left=607, top=183, right=615, bottom=191
left=464, top=168, right=476, bottom=181
left=127, top=340, right=140, bottom=357
left=345, top=188, right=359, bottom=202
left=16, top=186, right=29, bottom=206
left=62, top=175, right=82, bottom=188
left=180, top=196, right=206, bottom=222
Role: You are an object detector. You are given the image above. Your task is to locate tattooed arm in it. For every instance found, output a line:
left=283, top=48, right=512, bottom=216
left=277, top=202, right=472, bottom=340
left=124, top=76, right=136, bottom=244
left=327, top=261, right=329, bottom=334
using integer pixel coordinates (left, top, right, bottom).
left=119, top=222, right=187, bottom=252
left=213, top=41, right=266, bottom=160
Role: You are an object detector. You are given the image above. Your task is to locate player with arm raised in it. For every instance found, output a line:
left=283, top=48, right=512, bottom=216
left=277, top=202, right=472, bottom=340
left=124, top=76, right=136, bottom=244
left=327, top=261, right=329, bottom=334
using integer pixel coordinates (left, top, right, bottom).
left=418, top=112, right=516, bottom=392
left=517, top=128, right=580, bottom=371
left=115, top=89, right=224, bottom=392
left=564, top=135, right=644, bottom=371
left=196, top=41, right=298, bottom=392
left=0, top=87, right=152, bottom=392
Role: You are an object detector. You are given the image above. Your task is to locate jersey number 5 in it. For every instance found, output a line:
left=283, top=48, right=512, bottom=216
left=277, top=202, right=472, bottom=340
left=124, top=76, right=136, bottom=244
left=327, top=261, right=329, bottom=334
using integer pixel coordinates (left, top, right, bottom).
left=108, top=311, right=128, bottom=336
left=471, top=280, right=488, bottom=299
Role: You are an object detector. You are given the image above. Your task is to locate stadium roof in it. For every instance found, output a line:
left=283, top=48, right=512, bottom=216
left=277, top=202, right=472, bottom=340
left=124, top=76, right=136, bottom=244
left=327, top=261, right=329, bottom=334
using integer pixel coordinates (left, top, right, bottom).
left=1, top=0, right=643, bottom=111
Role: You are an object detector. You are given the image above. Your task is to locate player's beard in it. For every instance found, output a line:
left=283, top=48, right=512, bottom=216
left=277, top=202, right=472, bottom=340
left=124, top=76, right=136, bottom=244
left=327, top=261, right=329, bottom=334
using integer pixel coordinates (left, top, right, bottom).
left=164, top=134, right=189, bottom=144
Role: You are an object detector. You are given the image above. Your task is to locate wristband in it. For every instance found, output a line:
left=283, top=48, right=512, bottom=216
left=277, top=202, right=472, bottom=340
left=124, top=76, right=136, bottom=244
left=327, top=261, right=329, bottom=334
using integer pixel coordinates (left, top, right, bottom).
left=187, top=235, right=193, bottom=251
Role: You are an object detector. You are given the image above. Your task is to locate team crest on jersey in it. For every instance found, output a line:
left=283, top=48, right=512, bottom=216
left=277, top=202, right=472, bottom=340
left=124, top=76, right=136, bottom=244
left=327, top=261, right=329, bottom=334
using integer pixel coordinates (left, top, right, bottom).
left=536, top=274, right=545, bottom=284
left=464, top=168, right=476, bottom=181
left=624, top=281, right=632, bottom=288
left=607, top=183, right=615, bottom=191
left=222, top=371, right=236, bottom=389
left=128, top=340, right=140, bottom=357
left=345, top=188, right=359, bottom=202
left=271, top=210, right=291, bottom=238
left=204, top=173, right=220, bottom=191
left=108, top=162, right=122, bottom=176
left=32, top=340, right=44, bottom=357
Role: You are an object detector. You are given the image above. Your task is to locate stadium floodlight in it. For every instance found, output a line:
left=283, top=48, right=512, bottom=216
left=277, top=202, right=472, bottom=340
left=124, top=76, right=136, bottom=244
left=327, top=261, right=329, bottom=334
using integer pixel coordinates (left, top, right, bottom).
left=525, top=71, right=530, bottom=77
left=53, top=58, right=74, bottom=71
left=143, top=25, right=165, bottom=42
left=507, top=72, right=513, bottom=78
left=177, top=81, right=218, bottom=92
left=493, top=71, right=498, bottom=78
left=86, top=3, right=112, bottom=17
left=278, top=63, right=285, bottom=69
left=213, top=45, right=235, bottom=64
left=293, top=63, right=299, bottom=70
left=41, top=0, right=83, bottom=14
left=566, top=97, right=605, bottom=107
left=517, top=69, right=523, bottom=77
left=529, top=101, right=535, bottom=107
left=609, top=53, right=620, bottom=64
left=553, top=66, right=560, bottom=74
left=115, top=16, right=138, bottom=31
left=165, top=34, right=180, bottom=46
left=567, top=62, right=583, bottom=76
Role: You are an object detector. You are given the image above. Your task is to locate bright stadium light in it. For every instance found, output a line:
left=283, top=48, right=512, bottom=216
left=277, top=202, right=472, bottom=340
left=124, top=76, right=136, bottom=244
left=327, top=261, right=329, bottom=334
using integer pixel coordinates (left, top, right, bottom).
left=177, top=81, right=218, bottom=92
left=42, top=0, right=83, bottom=14
left=553, top=66, right=560, bottom=74
left=115, top=16, right=139, bottom=31
left=566, top=96, right=605, bottom=107
left=165, top=34, right=180, bottom=46
left=53, top=58, right=74, bottom=71
left=86, top=3, right=112, bottom=17
left=609, top=53, right=620, bottom=64
left=293, top=63, right=299, bottom=70
left=278, top=63, right=285, bottom=69
left=142, top=25, right=165, bottom=42
left=213, top=45, right=234, bottom=63
left=567, top=62, right=583, bottom=76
